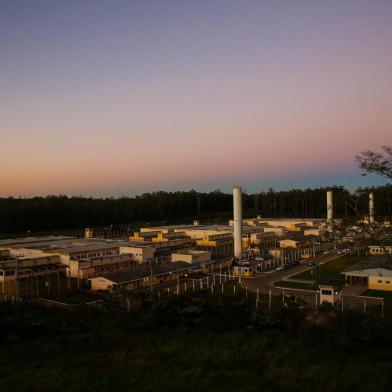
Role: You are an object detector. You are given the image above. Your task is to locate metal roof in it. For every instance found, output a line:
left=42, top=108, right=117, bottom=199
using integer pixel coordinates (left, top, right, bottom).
left=342, top=256, right=392, bottom=274
left=100, top=261, right=190, bottom=284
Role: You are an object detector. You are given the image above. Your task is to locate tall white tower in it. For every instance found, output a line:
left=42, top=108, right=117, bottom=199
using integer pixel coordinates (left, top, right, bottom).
left=327, top=190, right=333, bottom=222
left=369, top=192, right=375, bottom=223
left=233, top=186, right=243, bottom=259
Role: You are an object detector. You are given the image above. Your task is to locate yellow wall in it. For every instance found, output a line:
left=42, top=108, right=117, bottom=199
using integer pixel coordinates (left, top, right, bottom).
left=368, top=276, right=392, bottom=291
left=369, top=247, right=392, bottom=255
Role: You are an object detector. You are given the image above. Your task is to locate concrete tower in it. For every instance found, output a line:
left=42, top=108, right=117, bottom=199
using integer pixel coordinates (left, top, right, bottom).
left=327, top=190, right=333, bottom=222
left=369, top=192, right=375, bottom=223
left=233, top=186, right=243, bottom=259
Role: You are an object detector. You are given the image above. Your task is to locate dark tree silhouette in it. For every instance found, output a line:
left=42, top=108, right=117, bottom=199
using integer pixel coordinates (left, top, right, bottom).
left=356, top=145, right=392, bottom=179
left=1, top=185, right=392, bottom=235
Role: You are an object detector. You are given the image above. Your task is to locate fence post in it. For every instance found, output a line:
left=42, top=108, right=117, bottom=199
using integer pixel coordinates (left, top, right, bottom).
left=269, top=289, right=271, bottom=310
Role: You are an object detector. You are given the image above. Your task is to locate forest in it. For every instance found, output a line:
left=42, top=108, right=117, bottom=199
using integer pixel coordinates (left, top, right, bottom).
left=0, top=185, right=391, bottom=235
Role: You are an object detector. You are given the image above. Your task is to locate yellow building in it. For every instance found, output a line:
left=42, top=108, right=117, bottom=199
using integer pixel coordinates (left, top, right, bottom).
left=171, top=249, right=211, bottom=264
left=368, top=275, right=392, bottom=291
left=89, top=261, right=190, bottom=292
left=368, top=245, right=392, bottom=256
left=319, top=283, right=342, bottom=305
left=342, top=257, right=392, bottom=291
left=196, top=233, right=234, bottom=256
left=84, top=228, right=94, bottom=238
left=279, top=239, right=299, bottom=249
left=233, top=263, right=254, bottom=277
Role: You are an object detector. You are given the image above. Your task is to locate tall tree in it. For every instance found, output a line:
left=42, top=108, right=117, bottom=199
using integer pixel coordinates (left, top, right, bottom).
left=356, top=145, right=392, bottom=179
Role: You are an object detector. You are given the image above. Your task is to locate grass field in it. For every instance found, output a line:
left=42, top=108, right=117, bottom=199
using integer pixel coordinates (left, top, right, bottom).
left=274, top=280, right=317, bottom=291
left=291, top=255, right=362, bottom=281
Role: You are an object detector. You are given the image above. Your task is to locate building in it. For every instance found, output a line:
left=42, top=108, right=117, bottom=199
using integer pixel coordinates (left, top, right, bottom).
left=304, top=228, right=326, bottom=236
left=368, top=245, right=392, bottom=256
left=171, top=249, right=211, bottom=264
left=279, top=239, right=300, bottom=249
left=196, top=233, right=234, bottom=256
left=0, top=251, right=66, bottom=297
left=89, top=261, right=191, bottom=292
left=319, top=282, right=342, bottom=305
left=249, top=232, right=276, bottom=247
left=342, top=257, right=392, bottom=291
left=2, top=237, right=157, bottom=279
left=233, top=263, right=254, bottom=277
left=263, top=227, right=287, bottom=236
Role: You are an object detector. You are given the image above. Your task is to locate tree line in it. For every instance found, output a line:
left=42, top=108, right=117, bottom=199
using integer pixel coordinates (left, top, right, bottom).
left=0, top=185, right=391, bottom=235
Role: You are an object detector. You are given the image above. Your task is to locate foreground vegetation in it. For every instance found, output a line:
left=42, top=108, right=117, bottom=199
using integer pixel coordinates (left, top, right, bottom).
left=1, top=290, right=392, bottom=392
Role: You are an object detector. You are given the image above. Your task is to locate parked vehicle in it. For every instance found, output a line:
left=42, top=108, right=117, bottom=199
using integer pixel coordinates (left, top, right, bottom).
left=308, top=260, right=315, bottom=267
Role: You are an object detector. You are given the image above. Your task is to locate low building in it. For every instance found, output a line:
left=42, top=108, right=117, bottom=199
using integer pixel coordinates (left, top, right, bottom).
left=342, top=257, right=392, bottom=291
left=171, top=249, right=211, bottom=264
left=68, top=254, right=137, bottom=279
left=304, top=228, right=325, bottom=236
left=279, top=239, right=300, bottom=249
left=263, top=227, right=286, bottom=236
left=90, top=261, right=191, bottom=292
left=0, top=253, right=66, bottom=297
left=249, top=232, right=276, bottom=247
left=233, top=263, right=254, bottom=277
left=118, top=244, right=155, bottom=262
left=196, top=233, right=234, bottom=256
left=319, top=282, right=342, bottom=305
left=268, top=248, right=286, bottom=258
left=368, top=245, right=392, bottom=256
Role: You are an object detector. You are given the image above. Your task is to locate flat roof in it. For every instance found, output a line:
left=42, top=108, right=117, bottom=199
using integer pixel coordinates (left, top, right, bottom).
left=100, top=261, right=190, bottom=284
left=48, top=243, right=121, bottom=254
left=0, top=236, right=74, bottom=247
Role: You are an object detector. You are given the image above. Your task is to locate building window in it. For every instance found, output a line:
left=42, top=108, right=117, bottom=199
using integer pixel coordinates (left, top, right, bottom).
left=386, top=281, right=390, bottom=284
left=378, top=280, right=382, bottom=283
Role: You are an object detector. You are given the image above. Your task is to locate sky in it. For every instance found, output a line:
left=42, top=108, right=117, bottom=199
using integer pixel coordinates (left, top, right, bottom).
left=1, top=0, right=391, bottom=197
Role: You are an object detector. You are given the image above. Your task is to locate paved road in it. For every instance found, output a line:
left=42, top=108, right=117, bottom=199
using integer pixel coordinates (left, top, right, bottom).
left=243, top=249, right=343, bottom=295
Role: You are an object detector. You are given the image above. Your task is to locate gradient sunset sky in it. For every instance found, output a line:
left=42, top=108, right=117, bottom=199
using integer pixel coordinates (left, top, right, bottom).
left=1, top=0, right=391, bottom=197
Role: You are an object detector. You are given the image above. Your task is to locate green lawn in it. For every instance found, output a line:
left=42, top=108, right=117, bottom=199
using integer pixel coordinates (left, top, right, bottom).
left=274, top=280, right=317, bottom=291
left=291, top=255, right=362, bottom=281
